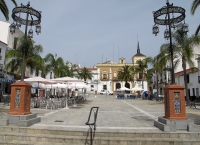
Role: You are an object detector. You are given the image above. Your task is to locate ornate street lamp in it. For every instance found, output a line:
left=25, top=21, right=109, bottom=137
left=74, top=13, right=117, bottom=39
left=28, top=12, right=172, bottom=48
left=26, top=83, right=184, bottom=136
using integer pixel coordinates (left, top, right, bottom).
left=152, top=0, right=188, bottom=84
left=9, top=23, right=16, bottom=34
left=9, top=1, right=42, bottom=81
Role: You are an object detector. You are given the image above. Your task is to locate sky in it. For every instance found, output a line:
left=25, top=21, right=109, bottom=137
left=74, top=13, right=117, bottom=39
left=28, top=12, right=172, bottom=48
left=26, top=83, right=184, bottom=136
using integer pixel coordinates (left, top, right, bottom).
left=1, top=0, right=200, bottom=68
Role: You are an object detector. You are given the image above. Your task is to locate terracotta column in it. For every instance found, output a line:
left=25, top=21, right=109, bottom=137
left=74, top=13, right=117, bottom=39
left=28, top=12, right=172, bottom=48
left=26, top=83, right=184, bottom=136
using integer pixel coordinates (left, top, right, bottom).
left=9, top=81, right=32, bottom=115
left=164, top=84, right=187, bottom=120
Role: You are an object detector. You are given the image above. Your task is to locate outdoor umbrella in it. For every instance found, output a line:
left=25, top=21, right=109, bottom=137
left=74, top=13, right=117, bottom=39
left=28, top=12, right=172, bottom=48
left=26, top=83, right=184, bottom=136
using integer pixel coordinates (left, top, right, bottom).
left=51, top=77, right=83, bottom=109
left=117, top=87, right=131, bottom=91
left=131, top=87, right=144, bottom=91
left=24, top=76, right=56, bottom=85
left=24, top=77, right=56, bottom=98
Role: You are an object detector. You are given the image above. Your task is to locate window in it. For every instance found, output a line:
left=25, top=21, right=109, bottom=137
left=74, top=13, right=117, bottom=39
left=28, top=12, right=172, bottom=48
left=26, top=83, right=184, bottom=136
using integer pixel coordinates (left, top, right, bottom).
left=196, top=88, right=199, bottom=98
left=193, top=88, right=195, bottom=96
left=0, top=64, right=3, bottom=78
left=198, top=76, right=200, bottom=83
left=0, top=48, right=1, bottom=53
left=50, top=72, right=52, bottom=79
left=188, top=89, right=190, bottom=97
left=103, top=73, right=107, bottom=79
left=114, top=72, right=117, bottom=77
left=103, top=85, right=107, bottom=90
left=186, top=74, right=189, bottom=83
left=160, top=88, right=163, bottom=95
left=139, top=73, right=142, bottom=79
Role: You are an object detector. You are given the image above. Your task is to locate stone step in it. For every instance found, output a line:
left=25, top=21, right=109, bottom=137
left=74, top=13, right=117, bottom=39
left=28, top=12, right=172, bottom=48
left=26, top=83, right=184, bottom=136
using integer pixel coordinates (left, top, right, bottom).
left=0, top=140, right=35, bottom=145
left=1, top=135, right=200, bottom=145
left=0, top=126, right=200, bottom=139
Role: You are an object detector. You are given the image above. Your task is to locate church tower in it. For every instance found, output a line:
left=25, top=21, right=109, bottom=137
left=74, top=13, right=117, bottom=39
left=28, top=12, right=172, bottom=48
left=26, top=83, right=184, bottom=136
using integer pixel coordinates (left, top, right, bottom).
left=132, top=41, right=146, bottom=64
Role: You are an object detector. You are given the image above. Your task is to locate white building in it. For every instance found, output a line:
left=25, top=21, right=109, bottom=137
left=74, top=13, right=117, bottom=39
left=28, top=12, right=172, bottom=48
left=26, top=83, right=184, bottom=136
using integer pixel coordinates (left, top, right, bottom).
left=175, top=58, right=200, bottom=98
left=149, top=45, right=200, bottom=97
left=0, top=20, right=32, bottom=93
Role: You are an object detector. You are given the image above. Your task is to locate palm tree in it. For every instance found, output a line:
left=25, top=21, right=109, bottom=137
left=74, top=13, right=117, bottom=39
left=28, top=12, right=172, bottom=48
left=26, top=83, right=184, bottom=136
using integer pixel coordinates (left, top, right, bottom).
left=161, top=24, right=200, bottom=105
left=144, top=68, right=154, bottom=89
left=117, top=65, right=134, bottom=88
left=59, top=65, right=71, bottom=77
left=5, top=36, right=43, bottom=78
left=0, top=0, right=17, bottom=20
left=135, top=58, right=151, bottom=89
left=191, top=0, right=200, bottom=35
left=44, top=53, right=65, bottom=78
left=77, top=67, right=92, bottom=83
left=69, top=64, right=79, bottom=78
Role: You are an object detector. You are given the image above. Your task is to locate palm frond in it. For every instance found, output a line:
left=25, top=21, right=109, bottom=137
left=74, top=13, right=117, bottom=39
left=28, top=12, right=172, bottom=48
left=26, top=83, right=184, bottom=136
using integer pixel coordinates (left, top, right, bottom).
left=191, top=0, right=200, bottom=15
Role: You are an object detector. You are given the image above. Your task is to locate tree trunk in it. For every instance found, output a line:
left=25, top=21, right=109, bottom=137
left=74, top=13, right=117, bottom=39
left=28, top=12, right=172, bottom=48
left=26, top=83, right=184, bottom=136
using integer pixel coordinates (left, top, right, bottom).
left=156, top=71, right=159, bottom=101
left=142, top=72, right=144, bottom=89
left=182, top=56, right=190, bottom=106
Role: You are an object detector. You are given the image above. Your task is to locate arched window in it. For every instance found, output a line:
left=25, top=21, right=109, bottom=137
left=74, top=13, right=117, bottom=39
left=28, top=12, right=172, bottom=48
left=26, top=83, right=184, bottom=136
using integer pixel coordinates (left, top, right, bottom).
left=125, top=83, right=130, bottom=89
left=103, top=72, right=107, bottom=79
left=116, top=83, right=121, bottom=90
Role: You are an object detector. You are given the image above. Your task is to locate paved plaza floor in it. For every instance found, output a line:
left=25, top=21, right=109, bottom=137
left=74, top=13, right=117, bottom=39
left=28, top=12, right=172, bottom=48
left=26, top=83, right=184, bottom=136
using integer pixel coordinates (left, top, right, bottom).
left=1, top=94, right=200, bottom=133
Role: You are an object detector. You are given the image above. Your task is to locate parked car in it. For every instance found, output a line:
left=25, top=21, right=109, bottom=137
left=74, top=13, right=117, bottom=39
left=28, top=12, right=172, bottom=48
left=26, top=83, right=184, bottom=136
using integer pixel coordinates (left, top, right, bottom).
left=100, top=90, right=113, bottom=95
left=108, top=91, right=114, bottom=95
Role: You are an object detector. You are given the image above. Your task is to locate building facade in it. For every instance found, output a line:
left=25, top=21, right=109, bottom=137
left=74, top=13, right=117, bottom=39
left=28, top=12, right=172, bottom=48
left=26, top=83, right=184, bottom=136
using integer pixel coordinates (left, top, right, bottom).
left=0, top=20, right=32, bottom=94
left=149, top=45, right=200, bottom=96
left=96, top=42, right=147, bottom=93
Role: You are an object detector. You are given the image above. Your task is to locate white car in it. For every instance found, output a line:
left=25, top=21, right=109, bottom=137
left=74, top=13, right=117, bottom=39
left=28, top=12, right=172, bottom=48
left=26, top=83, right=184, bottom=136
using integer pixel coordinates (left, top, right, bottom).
left=100, top=90, right=113, bottom=95
left=108, top=91, right=114, bottom=95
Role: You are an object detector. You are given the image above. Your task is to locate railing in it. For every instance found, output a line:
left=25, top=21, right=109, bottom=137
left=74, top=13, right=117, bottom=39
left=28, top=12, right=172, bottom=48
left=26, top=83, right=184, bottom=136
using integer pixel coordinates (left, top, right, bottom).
left=85, top=107, right=99, bottom=145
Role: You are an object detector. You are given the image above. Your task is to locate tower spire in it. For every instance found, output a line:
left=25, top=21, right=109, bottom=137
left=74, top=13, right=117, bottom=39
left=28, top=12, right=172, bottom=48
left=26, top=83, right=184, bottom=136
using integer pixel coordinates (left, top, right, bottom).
left=137, top=41, right=140, bottom=54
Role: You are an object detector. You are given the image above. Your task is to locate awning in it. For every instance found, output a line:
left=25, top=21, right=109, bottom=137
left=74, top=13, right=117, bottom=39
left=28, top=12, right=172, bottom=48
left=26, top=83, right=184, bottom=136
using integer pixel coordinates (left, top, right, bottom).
left=0, top=78, right=16, bottom=83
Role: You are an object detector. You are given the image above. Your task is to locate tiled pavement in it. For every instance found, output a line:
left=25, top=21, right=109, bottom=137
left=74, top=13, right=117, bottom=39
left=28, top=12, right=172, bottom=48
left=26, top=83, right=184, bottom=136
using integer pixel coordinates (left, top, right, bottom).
left=1, top=94, right=200, bottom=133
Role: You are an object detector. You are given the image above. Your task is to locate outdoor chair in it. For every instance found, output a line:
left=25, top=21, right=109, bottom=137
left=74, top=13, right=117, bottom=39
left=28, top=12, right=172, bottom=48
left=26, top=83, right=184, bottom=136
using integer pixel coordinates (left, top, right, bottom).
left=39, top=98, right=46, bottom=109
left=60, top=98, right=66, bottom=108
left=46, top=99, right=55, bottom=110
left=53, top=99, right=62, bottom=109
left=68, top=97, right=74, bottom=105
left=1, top=91, right=10, bottom=106
left=31, top=98, right=35, bottom=108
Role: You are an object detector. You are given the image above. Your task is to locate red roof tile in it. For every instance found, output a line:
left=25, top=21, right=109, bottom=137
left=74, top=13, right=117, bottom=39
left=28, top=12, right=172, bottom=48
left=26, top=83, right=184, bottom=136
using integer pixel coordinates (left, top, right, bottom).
left=174, top=67, right=198, bottom=77
left=77, top=68, right=97, bottom=70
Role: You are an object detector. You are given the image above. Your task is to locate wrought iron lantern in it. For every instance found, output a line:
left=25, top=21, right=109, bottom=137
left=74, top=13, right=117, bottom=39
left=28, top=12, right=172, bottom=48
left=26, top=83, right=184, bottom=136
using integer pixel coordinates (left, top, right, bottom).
left=164, top=29, right=170, bottom=40
left=16, top=20, right=21, bottom=29
left=152, top=0, right=187, bottom=84
left=9, top=1, right=42, bottom=81
left=9, top=2, right=41, bottom=39
left=28, top=28, right=33, bottom=38
left=182, top=23, right=189, bottom=34
left=9, top=23, right=16, bottom=34
left=152, top=25, right=159, bottom=36
left=35, top=25, right=41, bottom=35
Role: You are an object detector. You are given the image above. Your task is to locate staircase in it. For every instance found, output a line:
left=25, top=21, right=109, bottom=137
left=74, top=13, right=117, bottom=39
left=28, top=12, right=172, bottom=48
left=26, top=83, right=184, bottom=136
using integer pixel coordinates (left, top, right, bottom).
left=0, top=126, right=200, bottom=145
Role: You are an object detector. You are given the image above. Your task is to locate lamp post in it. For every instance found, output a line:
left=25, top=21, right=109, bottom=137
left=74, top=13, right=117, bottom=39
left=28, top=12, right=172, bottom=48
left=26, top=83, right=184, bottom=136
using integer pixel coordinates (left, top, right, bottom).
left=152, top=0, right=188, bottom=84
left=9, top=2, right=41, bottom=81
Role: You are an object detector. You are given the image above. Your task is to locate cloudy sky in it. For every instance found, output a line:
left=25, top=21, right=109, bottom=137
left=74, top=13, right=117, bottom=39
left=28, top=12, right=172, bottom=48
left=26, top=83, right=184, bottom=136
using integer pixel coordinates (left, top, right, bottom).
left=1, top=0, right=199, bottom=68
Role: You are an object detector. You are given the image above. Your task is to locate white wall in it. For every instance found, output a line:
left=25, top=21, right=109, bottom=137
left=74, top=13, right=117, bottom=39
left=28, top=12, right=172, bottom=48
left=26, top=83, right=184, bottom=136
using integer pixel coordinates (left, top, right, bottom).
left=0, top=42, right=7, bottom=68
left=175, top=71, right=199, bottom=97
left=0, top=21, right=9, bottom=44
